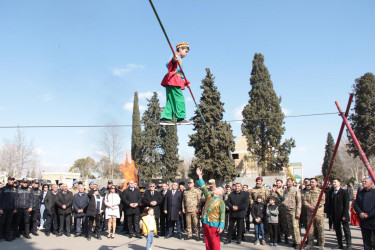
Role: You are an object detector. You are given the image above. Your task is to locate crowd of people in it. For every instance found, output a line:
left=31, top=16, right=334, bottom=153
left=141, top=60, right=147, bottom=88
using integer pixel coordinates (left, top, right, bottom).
left=0, top=174, right=374, bottom=250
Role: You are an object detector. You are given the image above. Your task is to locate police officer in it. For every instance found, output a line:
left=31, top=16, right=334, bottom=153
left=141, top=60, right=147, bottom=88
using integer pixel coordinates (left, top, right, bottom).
left=304, top=178, right=325, bottom=249
left=30, top=179, right=42, bottom=236
left=183, top=179, right=201, bottom=241
left=0, top=177, right=17, bottom=241
left=15, top=178, right=33, bottom=239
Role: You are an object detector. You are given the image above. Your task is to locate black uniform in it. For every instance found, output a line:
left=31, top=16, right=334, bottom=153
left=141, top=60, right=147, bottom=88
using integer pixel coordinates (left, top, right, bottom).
left=15, top=186, right=33, bottom=238
left=0, top=184, right=17, bottom=241
left=30, top=187, right=42, bottom=235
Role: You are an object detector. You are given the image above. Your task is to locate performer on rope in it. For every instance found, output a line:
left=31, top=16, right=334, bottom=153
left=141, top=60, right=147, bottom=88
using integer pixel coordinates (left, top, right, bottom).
left=159, top=42, right=191, bottom=125
left=195, top=168, right=225, bottom=250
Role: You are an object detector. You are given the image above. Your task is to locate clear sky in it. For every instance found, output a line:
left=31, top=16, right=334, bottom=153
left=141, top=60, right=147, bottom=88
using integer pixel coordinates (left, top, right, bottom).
left=0, top=0, right=374, bottom=178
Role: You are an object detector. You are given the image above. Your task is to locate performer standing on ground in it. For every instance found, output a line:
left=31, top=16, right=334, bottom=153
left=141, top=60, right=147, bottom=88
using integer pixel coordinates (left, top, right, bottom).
left=160, top=42, right=191, bottom=125
left=196, top=168, right=225, bottom=250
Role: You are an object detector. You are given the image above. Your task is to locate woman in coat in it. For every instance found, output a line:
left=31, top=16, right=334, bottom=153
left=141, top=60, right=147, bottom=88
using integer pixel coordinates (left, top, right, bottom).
left=104, top=185, right=121, bottom=238
left=39, top=184, right=49, bottom=229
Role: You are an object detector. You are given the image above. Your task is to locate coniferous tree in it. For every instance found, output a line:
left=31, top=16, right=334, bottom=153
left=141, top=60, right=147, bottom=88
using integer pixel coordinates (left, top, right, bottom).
left=242, top=53, right=295, bottom=175
left=348, top=73, right=375, bottom=159
left=140, top=92, right=163, bottom=183
left=189, top=68, right=237, bottom=183
left=131, top=92, right=142, bottom=165
left=161, top=122, right=180, bottom=181
left=322, top=132, right=335, bottom=177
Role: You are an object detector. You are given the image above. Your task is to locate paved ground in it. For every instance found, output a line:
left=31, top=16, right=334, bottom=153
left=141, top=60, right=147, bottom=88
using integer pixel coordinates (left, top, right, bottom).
left=0, top=219, right=364, bottom=249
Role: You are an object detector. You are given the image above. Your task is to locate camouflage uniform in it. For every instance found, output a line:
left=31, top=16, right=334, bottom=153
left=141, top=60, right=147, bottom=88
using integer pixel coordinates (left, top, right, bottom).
left=183, top=186, right=202, bottom=238
left=300, top=188, right=309, bottom=229
left=270, top=187, right=288, bottom=238
left=303, top=187, right=325, bottom=247
left=282, top=186, right=302, bottom=245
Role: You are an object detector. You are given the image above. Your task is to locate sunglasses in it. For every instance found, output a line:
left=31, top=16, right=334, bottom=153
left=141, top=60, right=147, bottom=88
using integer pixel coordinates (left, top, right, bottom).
left=150, top=186, right=155, bottom=187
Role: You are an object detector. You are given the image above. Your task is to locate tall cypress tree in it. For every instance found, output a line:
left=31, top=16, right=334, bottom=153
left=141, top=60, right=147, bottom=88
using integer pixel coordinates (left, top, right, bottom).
left=140, top=92, right=163, bottom=183
left=322, top=132, right=335, bottom=177
left=131, top=92, right=142, bottom=165
left=242, top=53, right=295, bottom=175
left=188, top=68, right=237, bottom=183
left=161, top=122, right=180, bottom=181
left=348, top=73, right=375, bottom=159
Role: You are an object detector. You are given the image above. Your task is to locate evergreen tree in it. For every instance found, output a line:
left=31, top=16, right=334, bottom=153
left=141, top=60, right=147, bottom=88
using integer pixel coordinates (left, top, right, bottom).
left=140, top=92, right=163, bottom=183
left=242, top=53, right=295, bottom=175
left=131, top=92, right=142, bottom=166
left=188, top=68, right=237, bottom=183
left=161, top=122, right=180, bottom=181
left=348, top=73, right=375, bottom=159
left=322, top=133, right=335, bottom=177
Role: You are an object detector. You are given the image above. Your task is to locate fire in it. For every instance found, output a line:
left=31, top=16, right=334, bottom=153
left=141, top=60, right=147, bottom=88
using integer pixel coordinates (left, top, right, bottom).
left=120, top=152, right=139, bottom=190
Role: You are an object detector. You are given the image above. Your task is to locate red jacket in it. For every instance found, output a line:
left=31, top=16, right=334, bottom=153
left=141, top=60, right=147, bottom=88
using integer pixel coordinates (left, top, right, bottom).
left=161, top=59, right=190, bottom=90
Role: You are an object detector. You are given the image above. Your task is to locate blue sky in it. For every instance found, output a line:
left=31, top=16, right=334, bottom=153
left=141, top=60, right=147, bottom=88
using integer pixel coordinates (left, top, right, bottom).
left=0, top=0, right=374, bottom=178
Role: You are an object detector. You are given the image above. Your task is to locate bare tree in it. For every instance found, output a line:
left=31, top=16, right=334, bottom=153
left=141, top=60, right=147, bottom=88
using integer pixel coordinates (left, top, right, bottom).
left=98, top=122, right=124, bottom=180
left=0, top=129, right=39, bottom=177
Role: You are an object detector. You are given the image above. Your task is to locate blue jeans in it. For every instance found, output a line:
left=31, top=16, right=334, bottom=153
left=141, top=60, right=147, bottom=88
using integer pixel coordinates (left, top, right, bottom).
left=146, top=231, right=154, bottom=250
left=254, top=222, right=265, bottom=241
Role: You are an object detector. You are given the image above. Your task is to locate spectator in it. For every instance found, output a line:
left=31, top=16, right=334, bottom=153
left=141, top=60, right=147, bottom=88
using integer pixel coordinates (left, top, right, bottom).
left=143, top=183, right=163, bottom=238
left=354, top=177, right=375, bottom=250
left=121, top=180, right=142, bottom=239
left=142, top=207, right=157, bottom=250
left=164, top=182, right=183, bottom=239
left=104, top=185, right=121, bottom=238
left=44, top=184, right=59, bottom=236
left=39, top=184, right=49, bottom=230
left=252, top=195, right=266, bottom=245
left=73, top=185, right=89, bottom=237
left=266, top=197, right=279, bottom=247
left=86, top=188, right=104, bottom=240
left=56, top=183, right=73, bottom=237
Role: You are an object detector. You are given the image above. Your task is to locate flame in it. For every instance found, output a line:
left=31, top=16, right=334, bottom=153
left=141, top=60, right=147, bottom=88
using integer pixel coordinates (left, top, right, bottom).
left=120, top=152, right=139, bottom=190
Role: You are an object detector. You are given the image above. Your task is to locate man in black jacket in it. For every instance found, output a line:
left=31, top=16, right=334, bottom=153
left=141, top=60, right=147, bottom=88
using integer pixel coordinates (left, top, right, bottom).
left=55, top=183, right=73, bottom=237
left=14, top=178, right=33, bottom=239
left=354, top=177, right=375, bottom=250
left=30, top=180, right=42, bottom=236
left=159, top=183, right=169, bottom=236
left=143, top=183, right=163, bottom=237
left=164, top=182, right=183, bottom=239
left=328, top=178, right=351, bottom=249
left=121, top=180, right=142, bottom=238
left=44, top=184, right=59, bottom=236
left=0, top=177, right=17, bottom=241
left=225, top=183, right=250, bottom=245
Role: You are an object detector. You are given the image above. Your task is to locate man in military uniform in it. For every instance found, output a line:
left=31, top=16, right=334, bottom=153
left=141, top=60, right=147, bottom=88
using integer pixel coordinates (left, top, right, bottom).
left=303, top=178, right=325, bottom=249
left=30, top=180, right=42, bottom=236
left=250, top=177, right=270, bottom=241
left=0, top=177, right=17, bottom=241
left=207, top=179, right=216, bottom=192
left=183, top=179, right=201, bottom=241
left=270, top=179, right=287, bottom=244
left=300, top=179, right=311, bottom=231
left=282, top=178, right=302, bottom=249
left=14, top=178, right=33, bottom=239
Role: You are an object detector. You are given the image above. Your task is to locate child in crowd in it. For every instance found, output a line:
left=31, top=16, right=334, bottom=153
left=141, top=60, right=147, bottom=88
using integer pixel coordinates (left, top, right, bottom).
left=142, top=207, right=157, bottom=250
left=251, top=195, right=266, bottom=245
left=160, top=42, right=190, bottom=125
left=266, top=197, right=279, bottom=247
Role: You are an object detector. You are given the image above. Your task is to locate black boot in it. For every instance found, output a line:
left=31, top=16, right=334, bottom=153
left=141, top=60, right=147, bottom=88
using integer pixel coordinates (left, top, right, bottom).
left=285, top=235, right=289, bottom=244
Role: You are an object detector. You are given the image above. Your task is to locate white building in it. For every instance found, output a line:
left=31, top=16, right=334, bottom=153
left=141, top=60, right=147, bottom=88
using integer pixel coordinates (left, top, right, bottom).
left=41, top=172, right=81, bottom=186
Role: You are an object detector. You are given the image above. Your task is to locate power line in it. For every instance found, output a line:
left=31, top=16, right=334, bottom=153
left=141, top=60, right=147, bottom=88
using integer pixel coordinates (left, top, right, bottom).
left=0, top=111, right=343, bottom=129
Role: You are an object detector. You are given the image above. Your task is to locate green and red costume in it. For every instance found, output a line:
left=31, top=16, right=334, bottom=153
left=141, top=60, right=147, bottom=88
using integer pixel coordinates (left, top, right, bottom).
left=197, top=178, right=226, bottom=250
left=160, top=57, right=189, bottom=121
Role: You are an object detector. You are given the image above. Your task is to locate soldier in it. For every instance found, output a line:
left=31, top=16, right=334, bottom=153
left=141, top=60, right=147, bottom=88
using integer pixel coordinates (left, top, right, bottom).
left=69, top=180, right=79, bottom=195
left=182, top=179, right=201, bottom=241
left=30, top=180, right=42, bottom=236
left=250, top=177, right=270, bottom=241
left=14, top=178, right=33, bottom=239
left=270, top=179, right=287, bottom=244
left=208, top=179, right=216, bottom=192
left=0, top=177, right=17, bottom=241
left=282, top=178, right=302, bottom=249
left=304, top=178, right=325, bottom=249
left=300, top=179, right=311, bottom=231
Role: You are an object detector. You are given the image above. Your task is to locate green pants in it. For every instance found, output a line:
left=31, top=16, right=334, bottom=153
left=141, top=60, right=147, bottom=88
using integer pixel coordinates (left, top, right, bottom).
left=161, top=85, right=186, bottom=120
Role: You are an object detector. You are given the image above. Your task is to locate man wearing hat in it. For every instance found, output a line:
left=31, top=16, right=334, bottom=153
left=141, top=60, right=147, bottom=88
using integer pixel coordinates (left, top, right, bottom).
left=30, top=179, right=42, bottom=236
left=301, top=179, right=311, bottom=232
left=0, top=177, right=17, bottom=241
left=250, top=177, right=270, bottom=242
left=70, top=180, right=79, bottom=196
left=208, top=179, right=216, bottom=191
left=14, top=178, right=33, bottom=239
left=183, top=179, right=201, bottom=241
left=160, top=42, right=191, bottom=125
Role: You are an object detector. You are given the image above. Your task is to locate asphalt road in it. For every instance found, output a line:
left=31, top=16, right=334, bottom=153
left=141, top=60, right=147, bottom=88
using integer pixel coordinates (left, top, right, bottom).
left=0, top=219, right=364, bottom=249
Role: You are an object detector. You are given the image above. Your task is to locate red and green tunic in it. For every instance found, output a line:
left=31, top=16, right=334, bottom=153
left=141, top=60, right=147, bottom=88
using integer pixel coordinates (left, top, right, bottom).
left=197, top=179, right=226, bottom=230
